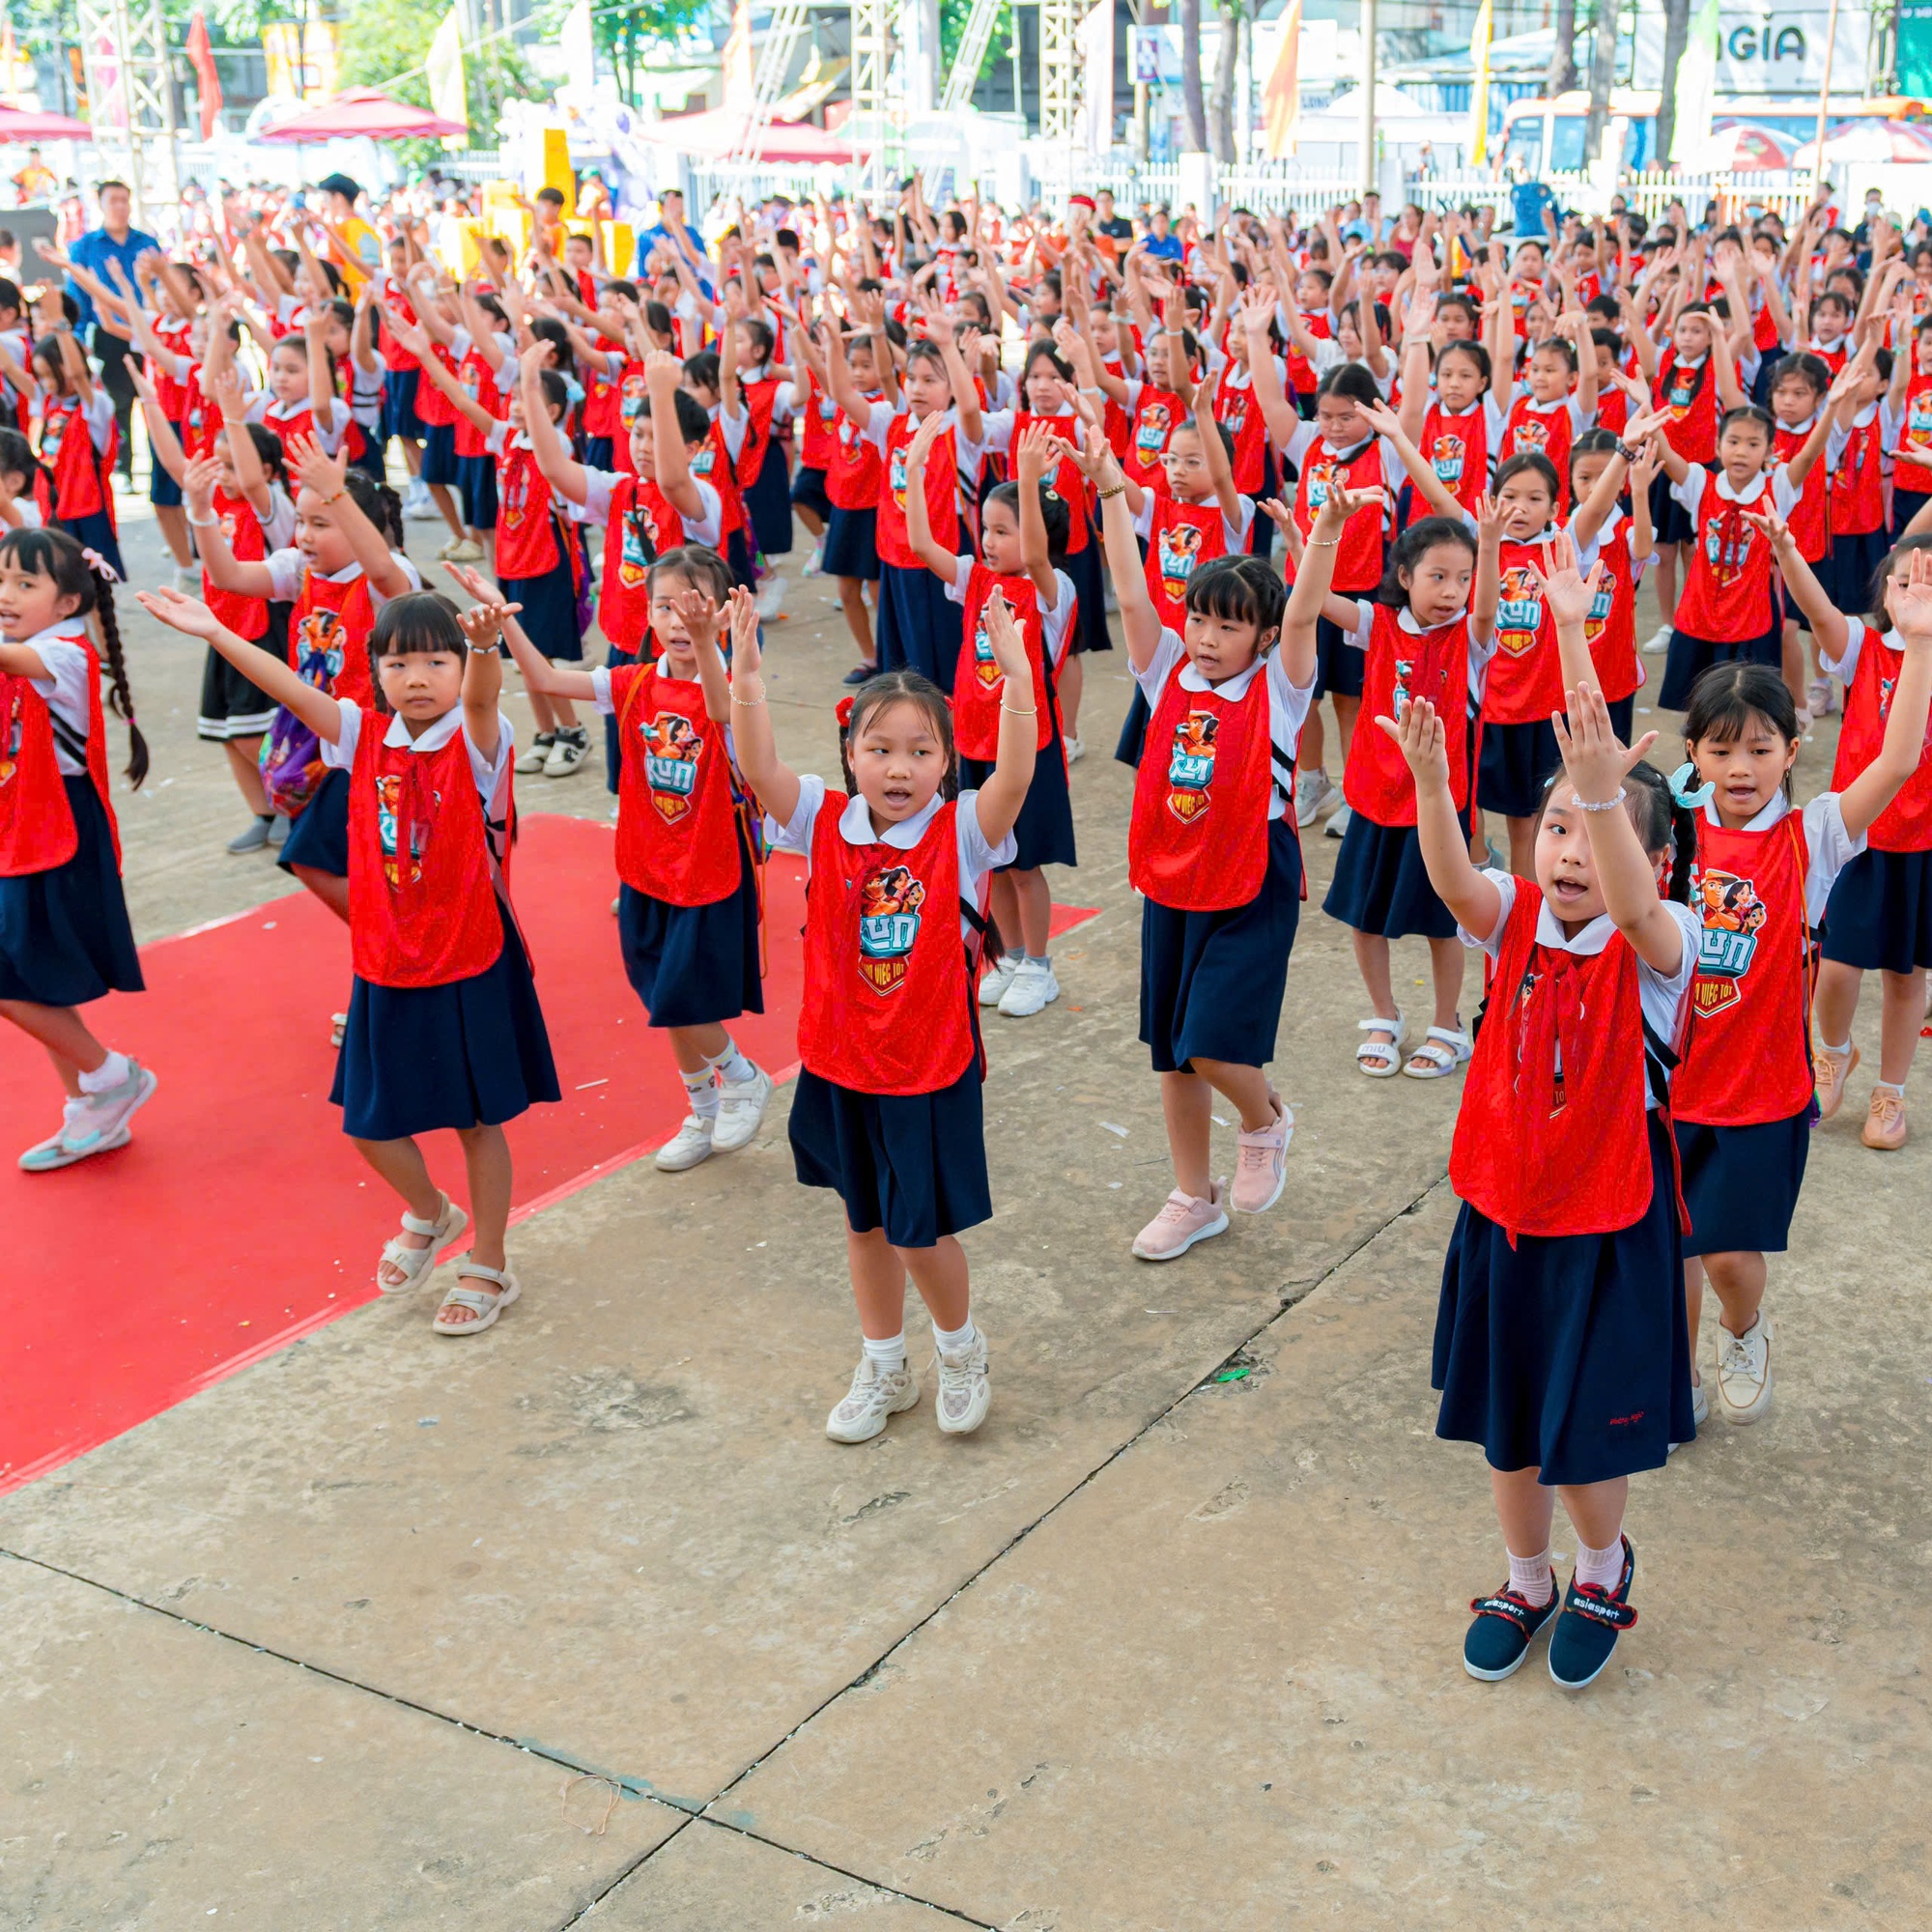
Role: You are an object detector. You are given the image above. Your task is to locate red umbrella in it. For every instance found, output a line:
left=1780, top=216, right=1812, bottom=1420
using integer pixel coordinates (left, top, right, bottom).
left=0, top=104, right=93, bottom=141
left=257, top=87, right=466, bottom=144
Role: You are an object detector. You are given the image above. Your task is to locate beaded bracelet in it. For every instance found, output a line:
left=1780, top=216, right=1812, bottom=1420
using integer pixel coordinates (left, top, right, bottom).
left=1574, top=787, right=1628, bottom=812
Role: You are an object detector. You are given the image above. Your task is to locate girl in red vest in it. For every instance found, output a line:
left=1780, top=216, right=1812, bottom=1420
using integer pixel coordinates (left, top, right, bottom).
left=1391, top=324, right=1507, bottom=526
left=1651, top=396, right=1837, bottom=712
left=1088, top=279, right=1197, bottom=495
left=1669, top=628, right=1932, bottom=1429
left=520, top=349, right=724, bottom=793
left=1094, top=432, right=1308, bottom=1264
left=730, top=601, right=1037, bottom=1444
left=724, top=309, right=795, bottom=564
left=2, top=527, right=156, bottom=1172
left=1764, top=353, right=1837, bottom=716
left=1497, top=311, right=1601, bottom=517
left=1888, top=316, right=1932, bottom=540
left=193, top=436, right=417, bottom=936
left=1785, top=526, right=1932, bottom=1152
left=478, top=549, right=775, bottom=1172
left=138, top=582, right=559, bottom=1336
left=1822, top=339, right=1891, bottom=625
left=1383, top=628, right=1702, bottom=1690
left=905, top=415, right=1078, bottom=1020
left=246, top=307, right=347, bottom=466
left=29, top=329, right=122, bottom=581
left=1567, top=430, right=1657, bottom=745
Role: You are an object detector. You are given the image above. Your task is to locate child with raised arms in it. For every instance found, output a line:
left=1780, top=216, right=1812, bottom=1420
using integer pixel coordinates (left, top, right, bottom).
left=904, top=414, right=1078, bottom=1019
left=1383, top=567, right=1702, bottom=1690
left=1565, top=429, right=1657, bottom=744
left=138, top=583, right=558, bottom=1337
left=2, top=528, right=155, bottom=1171
left=728, top=601, right=1037, bottom=1442
left=467, top=550, right=774, bottom=1172
left=1094, top=421, right=1308, bottom=1261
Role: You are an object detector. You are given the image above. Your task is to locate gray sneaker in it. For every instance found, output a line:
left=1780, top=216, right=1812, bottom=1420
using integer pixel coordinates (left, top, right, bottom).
left=227, top=816, right=272, bottom=853
left=826, top=1354, right=921, bottom=1442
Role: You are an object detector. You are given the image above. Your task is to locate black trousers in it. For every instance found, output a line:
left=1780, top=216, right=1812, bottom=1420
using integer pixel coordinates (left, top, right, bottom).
left=91, top=327, right=137, bottom=479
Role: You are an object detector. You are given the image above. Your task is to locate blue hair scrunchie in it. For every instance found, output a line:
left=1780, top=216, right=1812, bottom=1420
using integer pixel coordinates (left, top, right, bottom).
left=1668, top=761, right=1716, bottom=810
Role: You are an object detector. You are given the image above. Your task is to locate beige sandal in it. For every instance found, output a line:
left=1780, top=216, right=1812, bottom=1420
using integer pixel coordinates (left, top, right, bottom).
left=433, top=1264, right=521, bottom=1336
left=376, top=1192, right=468, bottom=1294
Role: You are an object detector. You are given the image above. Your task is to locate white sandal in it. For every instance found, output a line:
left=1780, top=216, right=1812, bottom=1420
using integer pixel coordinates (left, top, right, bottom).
left=1402, top=1025, right=1473, bottom=1079
left=330, top=1011, right=348, bottom=1049
left=376, top=1192, right=469, bottom=1294
left=1355, top=1012, right=1406, bottom=1077
left=433, top=1264, right=521, bottom=1336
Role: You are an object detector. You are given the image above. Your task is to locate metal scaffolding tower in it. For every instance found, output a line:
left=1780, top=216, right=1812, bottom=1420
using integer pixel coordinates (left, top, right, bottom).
left=940, top=0, right=1003, bottom=111
left=730, top=0, right=816, bottom=163
left=848, top=0, right=893, bottom=196
left=78, top=0, right=180, bottom=231
left=1037, top=0, right=1080, bottom=187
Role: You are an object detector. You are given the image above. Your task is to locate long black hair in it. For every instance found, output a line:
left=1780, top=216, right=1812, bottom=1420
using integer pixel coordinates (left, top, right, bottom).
left=1376, top=515, right=1477, bottom=610
left=340, top=466, right=405, bottom=551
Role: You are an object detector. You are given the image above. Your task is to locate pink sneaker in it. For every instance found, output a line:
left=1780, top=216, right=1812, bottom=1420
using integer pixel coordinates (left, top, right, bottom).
left=1231, top=1099, right=1293, bottom=1213
left=1132, top=1181, right=1230, bottom=1261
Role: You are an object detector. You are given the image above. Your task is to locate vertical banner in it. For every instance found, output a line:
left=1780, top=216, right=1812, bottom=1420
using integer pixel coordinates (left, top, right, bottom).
left=1263, top=0, right=1301, bottom=159
left=1671, top=0, right=1721, bottom=164
left=1468, top=0, right=1492, bottom=164
left=723, top=0, right=754, bottom=113
left=1080, top=1, right=1115, bottom=158
left=185, top=11, right=223, bottom=137
left=427, top=5, right=468, bottom=150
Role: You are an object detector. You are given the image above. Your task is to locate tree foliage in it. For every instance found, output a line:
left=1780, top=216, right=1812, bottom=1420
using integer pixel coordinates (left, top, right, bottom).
left=338, top=0, right=539, bottom=159
left=589, top=0, right=711, bottom=109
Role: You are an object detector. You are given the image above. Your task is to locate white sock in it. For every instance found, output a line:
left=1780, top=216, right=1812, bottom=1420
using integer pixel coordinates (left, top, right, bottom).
left=680, top=1064, right=720, bottom=1120
left=862, top=1331, right=906, bottom=1372
left=1506, top=1547, right=1555, bottom=1608
left=1874, top=1078, right=1905, bottom=1096
left=1575, top=1533, right=1627, bottom=1594
left=1027, top=952, right=1051, bottom=969
left=78, top=1051, right=130, bottom=1095
left=1822, top=1037, right=1852, bottom=1057
left=709, top=1039, right=756, bottom=1087
left=932, top=1317, right=978, bottom=1357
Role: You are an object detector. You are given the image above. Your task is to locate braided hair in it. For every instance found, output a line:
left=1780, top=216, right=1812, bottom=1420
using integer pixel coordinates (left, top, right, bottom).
left=340, top=466, right=405, bottom=551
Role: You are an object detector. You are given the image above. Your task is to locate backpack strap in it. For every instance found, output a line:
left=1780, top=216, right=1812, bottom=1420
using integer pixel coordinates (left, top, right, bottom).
left=46, top=704, right=88, bottom=772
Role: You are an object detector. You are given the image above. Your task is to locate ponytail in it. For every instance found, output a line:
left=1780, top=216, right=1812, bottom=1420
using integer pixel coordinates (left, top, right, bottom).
left=342, top=467, right=405, bottom=552
left=95, top=581, right=149, bottom=788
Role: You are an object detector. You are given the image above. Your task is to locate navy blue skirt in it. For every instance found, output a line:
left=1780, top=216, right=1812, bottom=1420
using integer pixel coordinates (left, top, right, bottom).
left=349, top=428, right=387, bottom=480
left=1659, top=603, right=1782, bottom=713
left=1606, top=693, right=1634, bottom=745
left=791, top=465, right=833, bottom=522
left=617, top=834, right=763, bottom=1027
left=1649, top=469, right=1696, bottom=548
left=1115, top=683, right=1151, bottom=769
left=1322, top=805, right=1463, bottom=939
left=1675, top=1106, right=1810, bottom=1256
left=330, top=900, right=559, bottom=1141
left=420, top=421, right=461, bottom=487
left=1822, top=526, right=1889, bottom=619
left=1311, top=612, right=1366, bottom=700
left=278, top=764, right=351, bottom=878
left=579, top=435, right=614, bottom=473
left=1065, top=536, right=1110, bottom=654
left=1820, top=846, right=1932, bottom=973
left=822, top=504, right=880, bottom=581
left=1478, top=718, right=1562, bottom=819
left=502, top=551, right=584, bottom=662
left=960, top=739, right=1076, bottom=872
left=1435, top=1112, right=1696, bottom=1486
left=1141, top=816, right=1302, bottom=1074
left=0, top=777, right=143, bottom=1006
left=56, top=510, right=123, bottom=584
left=877, top=561, right=964, bottom=696
left=744, top=439, right=794, bottom=556
left=789, top=1058, right=991, bottom=1248
left=457, top=451, right=497, bottom=531
left=151, top=432, right=185, bottom=507
left=382, top=368, right=425, bottom=441
left=725, top=526, right=757, bottom=590
left=1893, top=488, right=1932, bottom=543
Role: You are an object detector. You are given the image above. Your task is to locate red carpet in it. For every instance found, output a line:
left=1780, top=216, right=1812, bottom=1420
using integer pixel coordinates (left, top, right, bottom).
left=0, top=814, right=1098, bottom=1492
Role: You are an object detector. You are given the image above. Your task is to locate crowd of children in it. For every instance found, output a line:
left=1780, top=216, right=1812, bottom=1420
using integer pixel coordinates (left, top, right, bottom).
left=11, top=178, right=1932, bottom=1694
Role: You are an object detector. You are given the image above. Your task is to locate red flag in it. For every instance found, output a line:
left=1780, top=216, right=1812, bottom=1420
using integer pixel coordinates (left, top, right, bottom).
left=185, top=11, right=222, bottom=140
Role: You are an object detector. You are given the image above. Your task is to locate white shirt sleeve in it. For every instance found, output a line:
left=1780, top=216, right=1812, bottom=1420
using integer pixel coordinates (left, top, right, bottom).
left=1801, top=790, right=1865, bottom=925
left=1340, top=599, right=1375, bottom=650
left=683, top=480, right=724, bottom=551
left=262, top=486, right=298, bottom=552
left=1458, top=867, right=1517, bottom=955
left=369, top=553, right=422, bottom=611
left=1132, top=629, right=1187, bottom=706
left=942, top=553, right=975, bottom=605
left=1636, top=902, right=1703, bottom=1045
left=1670, top=466, right=1707, bottom=520
left=464, top=713, right=515, bottom=803
left=1822, top=615, right=1865, bottom=679
left=1041, top=567, right=1077, bottom=667
left=1223, top=497, right=1256, bottom=554
left=264, top=547, right=305, bottom=603
left=765, top=770, right=826, bottom=858
left=1771, top=468, right=1800, bottom=517
left=27, top=637, right=92, bottom=771
left=955, top=787, right=1017, bottom=891
left=320, top=696, right=362, bottom=771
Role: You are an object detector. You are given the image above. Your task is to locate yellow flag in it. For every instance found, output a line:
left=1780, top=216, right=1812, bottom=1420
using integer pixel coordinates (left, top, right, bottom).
left=1468, top=0, right=1492, bottom=166
left=428, top=5, right=468, bottom=152
left=1264, top=0, right=1302, bottom=160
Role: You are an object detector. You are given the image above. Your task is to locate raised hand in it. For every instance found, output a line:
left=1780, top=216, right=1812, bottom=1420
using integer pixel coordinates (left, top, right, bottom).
left=443, top=560, right=514, bottom=609
left=980, top=586, right=1033, bottom=689
left=671, top=584, right=724, bottom=648
left=1372, top=693, right=1452, bottom=788
left=726, top=585, right=762, bottom=678
left=182, top=454, right=222, bottom=515
left=284, top=432, right=348, bottom=502
left=1553, top=682, right=1659, bottom=806
left=1310, top=479, right=1383, bottom=539
left=1472, top=490, right=1507, bottom=548
left=1015, top=419, right=1058, bottom=482
left=1525, top=532, right=1605, bottom=627
left=1887, top=543, right=1932, bottom=645
left=453, top=599, right=517, bottom=653
left=134, top=584, right=231, bottom=641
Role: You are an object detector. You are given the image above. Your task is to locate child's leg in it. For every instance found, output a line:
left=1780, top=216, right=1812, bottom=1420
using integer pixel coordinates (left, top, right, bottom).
left=1557, top=1474, right=1632, bottom=1585
left=1878, top=966, right=1926, bottom=1086
left=837, top=576, right=875, bottom=663
left=0, top=998, right=108, bottom=1094
left=1004, top=867, right=1053, bottom=958
left=1058, top=651, right=1085, bottom=739
left=1491, top=1464, right=1558, bottom=1589
left=1698, top=1248, right=1767, bottom=1341
left=1505, top=813, right=1537, bottom=877
left=155, top=502, right=192, bottom=570
left=352, top=1132, right=445, bottom=1288
left=1780, top=617, right=1808, bottom=710
left=895, top=1235, right=972, bottom=1334
left=1814, top=958, right=1862, bottom=1052
left=224, top=736, right=270, bottom=816
left=1331, top=693, right=1360, bottom=768
left=290, top=865, right=351, bottom=923
left=848, top=1225, right=912, bottom=1339
left=1350, top=928, right=1402, bottom=1070
left=1684, top=1257, right=1706, bottom=1379
left=427, top=482, right=464, bottom=540
left=397, top=436, right=424, bottom=480
left=1301, top=697, right=1326, bottom=777
left=527, top=688, right=561, bottom=736
left=667, top=1021, right=728, bottom=1120
left=1428, top=936, right=1465, bottom=1033
left=795, top=501, right=825, bottom=540
left=1190, top=1056, right=1279, bottom=1133
left=1159, top=1067, right=1215, bottom=1198
left=437, top=1123, right=516, bottom=1327
left=1652, top=542, right=1678, bottom=618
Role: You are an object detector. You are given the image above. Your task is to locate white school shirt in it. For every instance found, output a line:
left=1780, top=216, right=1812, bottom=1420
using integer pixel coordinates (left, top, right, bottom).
left=1510, top=388, right=1592, bottom=434
left=854, top=399, right=986, bottom=486
left=1337, top=597, right=1497, bottom=707
left=321, top=699, right=516, bottom=883
left=263, top=549, right=421, bottom=606
left=35, top=384, right=114, bottom=452
left=943, top=556, right=1077, bottom=668
left=1825, top=399, right=1882, bottom=474
left=1459, top=868, right=1702, bottom=1105
left=1669, top=463, right=1800, bottom=524
left=1699, top=789, right=1861, bottom=928
left=766, top=775, right=1015, bottom=940
left=20, top=619, right=93, bottom=775
left=1132, top=630, right=1315, bottom=822
left=569, top=466, right=723, bottom=550
left=248, top=389, right=346, bottom=455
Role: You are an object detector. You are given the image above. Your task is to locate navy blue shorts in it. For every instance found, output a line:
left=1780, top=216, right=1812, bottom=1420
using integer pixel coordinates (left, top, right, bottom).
left=1065, top=536, right=1110, bottom=654
left=278, top=764, right=350, bottom=879
left=1820, top=846, right=1932, bottom=973
left=960, top=736, right=1077, bottom=872
left=1478, top=717, right=1562, bottom=820
left=789, top=1059, right=991, bottom=1247
left=331, top=901, right=559, bottom=1142
left=382, top=367, right=425, bottom=441
left=1435, top=1112, right=1697, bottom=1485
left=616, top=842, right=763, bottom=1028
left=791, top=465, right=833, bottom=523
left=822, top=504, right=880, bottom=581
left=501, top=553, right=584, bottom=663
left=420, top=420, right=461, bottom=487
left=1675, top=1106, right=1811, bottom=1256
left=1322, top=803, right=1463, bottom=940
left=150, top=426, right=185, bottom=506
left=1140, top=817, right=1302, bottom=1073
left=876, top=560, right=963, bottom=696
left=0, top=777, right=143, bottom=1007
left=1311, top=612, right=1366, bottom=700
left=1660, top=600, right=1783, bottom=712
left=457, top=451, right=497, bottom=531
left=1115, top=683, right=1151, bottom=769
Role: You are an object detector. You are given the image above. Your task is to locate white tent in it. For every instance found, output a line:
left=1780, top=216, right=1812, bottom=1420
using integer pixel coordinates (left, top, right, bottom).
left=1288, top=83, right=1472, bottom=172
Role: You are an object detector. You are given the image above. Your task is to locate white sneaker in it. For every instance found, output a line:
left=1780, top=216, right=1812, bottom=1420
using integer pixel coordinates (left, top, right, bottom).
left=826, top=1353, right=921, bottom=1442
left=404, top=483, right=440, bottom=522
left=1641, top=624, right=1673, bottom=655
left=801, top=543, right=823, bottom=578
left=439, top=535, right=485, bottom=563
left=515, top=731, right=555, bottom=775
left=1715, top=1315, right=1774, bottom=1425
left=1295, top=768, right=1339, bottom=827
left=268, top=812, right=291, bottom=848
left=713, top=1065, right=772, bottom=1151
left=755, top=572, right=787, bottom=619
left=654, top=1113, right=716, bottom=1172
left=1064, top=733, right=1085, bottom=763
left=1324, top=803, right=1353, bottom=839
left=1690, top=1379, right=1709, bottom=1429
left=543, top=728, right=590, bottom=778
left=171, top=561, right=200, bottom=593
left=17, top=1062, right=157, bottom=1172
left=997, top=957, right=1060, bottom=1017
left=934, top=1329, right=991, bottom=1435
left=978, top=954, right=1021, bottom=1006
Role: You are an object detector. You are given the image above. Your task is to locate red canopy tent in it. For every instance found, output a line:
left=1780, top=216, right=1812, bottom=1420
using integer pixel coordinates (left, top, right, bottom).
left=0, top=104, right=93, bottom=141
left=647, top=108, right=860, bottom=163
left=257, top=87, right=467, bottom=144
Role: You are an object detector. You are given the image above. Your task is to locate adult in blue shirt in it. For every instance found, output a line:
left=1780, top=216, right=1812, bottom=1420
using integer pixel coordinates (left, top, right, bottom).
left=632, top=187, right=714, bottom=293
left=1142, top=203, right=1184, bottom=263
left=69, top=181, right=158, bottom=483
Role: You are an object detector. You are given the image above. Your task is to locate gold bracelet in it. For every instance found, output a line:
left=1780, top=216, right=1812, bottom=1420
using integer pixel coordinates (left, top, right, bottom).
left=1096, top=481, right=1125, bottom=500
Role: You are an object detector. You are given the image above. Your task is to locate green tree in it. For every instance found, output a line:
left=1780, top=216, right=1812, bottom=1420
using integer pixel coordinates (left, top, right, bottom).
left=591, top=0, right=709, bottom=109
left=339, top=0, right=538, bottom=155
left=939, top=0, right=1016, bottom=100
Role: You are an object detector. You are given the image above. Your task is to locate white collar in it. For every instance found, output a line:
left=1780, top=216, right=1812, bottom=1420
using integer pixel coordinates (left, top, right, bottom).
left=1523, top=392, right=1568, bottom=414
left=1535, top=898, right=1616, bottom=957
left=1321, top=435, right=1372, bottom=462
left=838, top=787, right=945, bottom=851
left=14, top=617, right=87, bottom=652
left=1671, top=352, right=1710, bottom=372
left=321, top=558, right=367, bottom=585
left=1702, top=790, right=1791, bottom=832
left=382, top=706, right=465, bottom=753
left=1811, top=334, right=1844, bottom=354
left=1394, top=604, right=1463, bottom=635
left=1778, top=410, right=1819, bottom=436
left=1712, top=469, right=1769, bottom=503
left=1179, top=653, right=1266, bottom=700
left=1851, top=400, right=1879, bottom=429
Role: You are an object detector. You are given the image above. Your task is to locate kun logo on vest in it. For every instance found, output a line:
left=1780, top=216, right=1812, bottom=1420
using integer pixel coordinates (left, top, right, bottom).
left=1158, top=523, right=1203, bottom=605
left=1495, top=566, right=1544, bottom=657
left=639, top=712, right=702, bottom=823
left=1165, top=709, right=1218, bottom=823
left=858, top=865, right=927, bottom=994
left=1692, top=867, right=1767, bottom=1016
left=375, top=773, right=437, bottom=888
